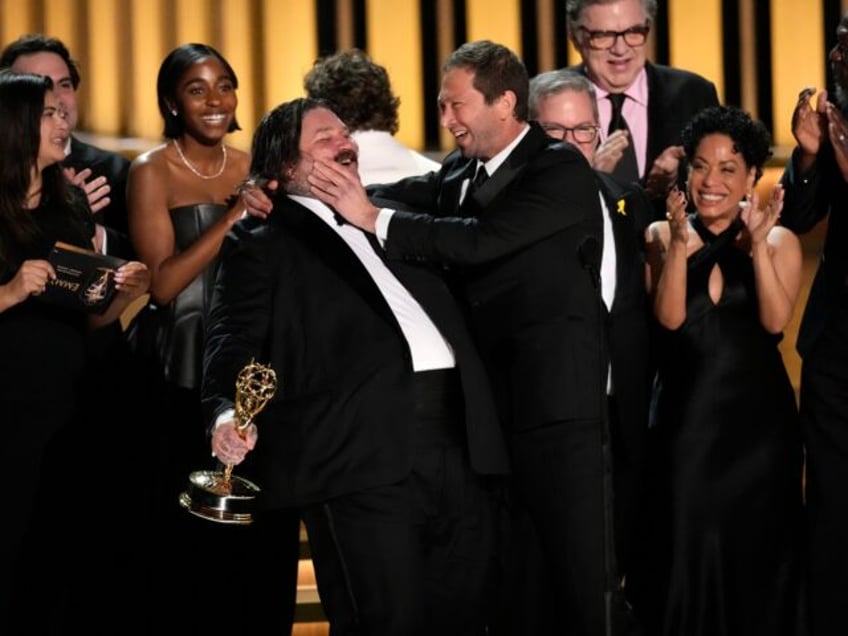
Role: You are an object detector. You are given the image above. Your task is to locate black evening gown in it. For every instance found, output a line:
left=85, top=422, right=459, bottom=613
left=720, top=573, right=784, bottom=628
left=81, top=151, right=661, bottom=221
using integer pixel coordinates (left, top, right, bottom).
left=0, top=200, right=92, bottom=631
left=638, top=215, right=803, bottom=636
left=139, top=204, right=300, bottom=635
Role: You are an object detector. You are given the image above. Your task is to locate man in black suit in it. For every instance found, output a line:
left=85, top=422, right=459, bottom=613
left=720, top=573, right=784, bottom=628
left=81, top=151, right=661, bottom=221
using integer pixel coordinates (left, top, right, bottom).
left=566, top=0, right=718, bottom=209
left=529, top=68, right=652, bottom=598
left=780, top=13, right=848, bottom=634
left=202, top=97, right=509, bottom=636
left=1, top=33, right=132, bottom=258
left=313, top=40, right=615, bottom=634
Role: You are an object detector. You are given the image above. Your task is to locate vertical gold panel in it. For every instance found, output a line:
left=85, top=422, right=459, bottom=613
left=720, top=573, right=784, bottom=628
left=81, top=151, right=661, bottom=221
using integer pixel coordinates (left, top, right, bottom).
left=536, top=0, right=556, bottom=71
left=337, top=0, right=355, bottom=51
left=85, top=0, right=122, bottom=134
left=219, top=0, right=255, bottom=150
left=771, top=0, right=824, bottom=147
left=174, top=0, right=214, bottom=45
left=437, top=0, right=455, bottom=151
left=44, top=0, right=80, bottom=52
left=466, top=0, right=521, bottom=54
left=367, top=0, right=425, bottom=150
left=668, top=0, right=723, bottom=101
left=261, top=0, right=317, bottom=113
left=129, top=0, right=166, bottom=140
left=0, top=0, right=36, bottom=46
left=738, top=0, right=757, bottom=117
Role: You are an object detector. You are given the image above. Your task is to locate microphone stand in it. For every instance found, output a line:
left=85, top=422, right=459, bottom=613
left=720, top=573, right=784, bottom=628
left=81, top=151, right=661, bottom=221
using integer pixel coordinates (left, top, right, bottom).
left=580, top=237, right=618, bottom=636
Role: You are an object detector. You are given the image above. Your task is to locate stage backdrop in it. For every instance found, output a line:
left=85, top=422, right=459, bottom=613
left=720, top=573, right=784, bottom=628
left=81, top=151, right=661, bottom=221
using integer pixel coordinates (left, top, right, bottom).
left=0, top=0, right=842, bottom=155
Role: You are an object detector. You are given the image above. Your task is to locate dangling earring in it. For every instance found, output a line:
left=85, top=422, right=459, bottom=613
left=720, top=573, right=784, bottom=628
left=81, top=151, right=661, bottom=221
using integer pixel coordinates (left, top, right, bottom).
left=738, top=190, right=752, bottom=210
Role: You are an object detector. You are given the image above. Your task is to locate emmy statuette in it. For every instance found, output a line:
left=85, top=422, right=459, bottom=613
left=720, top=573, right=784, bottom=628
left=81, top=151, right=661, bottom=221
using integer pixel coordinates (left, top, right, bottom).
left=179, top=360, right=277, bottom=524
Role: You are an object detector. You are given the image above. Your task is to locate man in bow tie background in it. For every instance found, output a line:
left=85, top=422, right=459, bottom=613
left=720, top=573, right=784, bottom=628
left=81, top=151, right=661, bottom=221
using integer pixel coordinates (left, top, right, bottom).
left=203, top=96, right=509, bottom=636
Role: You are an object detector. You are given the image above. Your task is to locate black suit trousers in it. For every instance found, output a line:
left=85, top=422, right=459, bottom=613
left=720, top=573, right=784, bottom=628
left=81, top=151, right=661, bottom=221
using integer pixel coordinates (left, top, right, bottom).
left=508, top=420, right=607, bottom=635
left=302, top=370, right=501, bottom=636
left=799, top=325, right=848, bottom=636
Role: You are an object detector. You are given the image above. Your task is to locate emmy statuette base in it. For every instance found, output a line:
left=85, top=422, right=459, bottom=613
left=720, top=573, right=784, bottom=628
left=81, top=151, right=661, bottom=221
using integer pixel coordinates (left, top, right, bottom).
left=179, top=469, right=261, bottom=525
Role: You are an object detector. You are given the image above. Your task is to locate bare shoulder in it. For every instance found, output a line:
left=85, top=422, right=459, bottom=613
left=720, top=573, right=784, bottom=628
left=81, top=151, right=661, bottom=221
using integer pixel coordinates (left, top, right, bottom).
left=227, top=145, right=250, bottom=167
left=129, top=143, right=170, bottom=177
left=768, top=225, right=801, bottom=251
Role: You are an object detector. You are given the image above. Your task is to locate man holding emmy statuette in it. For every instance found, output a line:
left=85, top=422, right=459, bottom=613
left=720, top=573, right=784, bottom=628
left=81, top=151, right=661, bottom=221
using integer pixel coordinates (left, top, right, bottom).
left=201, top=98, right=510, bottom=636
left=180, top=359, right=276, bottom=521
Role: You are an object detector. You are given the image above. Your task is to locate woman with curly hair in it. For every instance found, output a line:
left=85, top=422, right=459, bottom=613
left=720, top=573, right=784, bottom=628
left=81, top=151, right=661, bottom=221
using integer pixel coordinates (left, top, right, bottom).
left=637, top=105, right=804, bottom=635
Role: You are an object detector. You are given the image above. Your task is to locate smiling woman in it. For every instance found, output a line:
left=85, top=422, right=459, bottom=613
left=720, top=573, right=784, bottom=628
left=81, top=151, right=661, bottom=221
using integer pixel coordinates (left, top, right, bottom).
left=0, top=70, right=150, bottom=631
left=637, top=106, right=804, bottom=635
left=124, top=44, right=299, bottom=632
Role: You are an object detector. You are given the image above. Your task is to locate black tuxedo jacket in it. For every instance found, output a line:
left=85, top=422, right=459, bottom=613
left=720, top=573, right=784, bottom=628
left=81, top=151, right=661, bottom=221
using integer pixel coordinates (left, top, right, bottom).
left=595, top=172, right=652, bottom=432
left=370, top=123, right=605, bottom=432
left=571, top=62, right=719, bottom=194
left=781, top=147, right=848, bottom=357
left=65, top=136, right=133, bottom=259
left=201, top=195, right=509, bottom=509
left=594, top=170, right=652, bottom=524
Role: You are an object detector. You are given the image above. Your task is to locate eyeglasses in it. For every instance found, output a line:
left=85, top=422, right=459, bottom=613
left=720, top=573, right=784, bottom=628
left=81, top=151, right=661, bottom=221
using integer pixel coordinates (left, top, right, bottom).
left=579, top=23, right=650, bottom=50
left=540, top=123, right=599, bottom=144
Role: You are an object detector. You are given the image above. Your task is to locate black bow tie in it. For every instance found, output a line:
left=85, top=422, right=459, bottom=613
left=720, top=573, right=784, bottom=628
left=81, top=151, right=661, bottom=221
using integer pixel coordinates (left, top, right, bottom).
left=331, top=208, right=347, bottom=226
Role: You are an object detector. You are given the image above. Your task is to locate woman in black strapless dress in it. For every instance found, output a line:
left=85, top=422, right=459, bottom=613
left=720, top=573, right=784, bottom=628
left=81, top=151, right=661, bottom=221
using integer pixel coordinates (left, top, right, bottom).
left=127, top=44, right=299, bottom=633
left=636, top=106, right=805, bottom=636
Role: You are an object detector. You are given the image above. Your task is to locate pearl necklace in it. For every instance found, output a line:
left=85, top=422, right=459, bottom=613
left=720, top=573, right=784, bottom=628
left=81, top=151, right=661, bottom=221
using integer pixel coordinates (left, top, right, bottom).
left=172, top=139, right=227, bottom=180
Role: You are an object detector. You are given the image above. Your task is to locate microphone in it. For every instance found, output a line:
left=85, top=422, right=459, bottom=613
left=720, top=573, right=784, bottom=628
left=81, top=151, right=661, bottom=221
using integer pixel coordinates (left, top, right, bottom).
left=578, top=236, right=602, bottom=290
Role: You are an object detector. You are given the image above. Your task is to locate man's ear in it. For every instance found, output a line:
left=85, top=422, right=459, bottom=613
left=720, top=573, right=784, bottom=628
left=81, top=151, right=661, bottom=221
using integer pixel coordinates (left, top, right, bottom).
left=499, top=90, right=517, bottom=120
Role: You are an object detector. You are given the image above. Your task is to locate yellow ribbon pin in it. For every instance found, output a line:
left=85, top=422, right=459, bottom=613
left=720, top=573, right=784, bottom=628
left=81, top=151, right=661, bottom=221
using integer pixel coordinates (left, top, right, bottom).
left=616, top=199, right=627, bottom=216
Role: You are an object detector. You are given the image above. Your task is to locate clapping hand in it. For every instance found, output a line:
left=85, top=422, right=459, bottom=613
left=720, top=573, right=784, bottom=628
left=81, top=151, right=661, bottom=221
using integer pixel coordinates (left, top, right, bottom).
left=741, top=184, right=784, bottom=246
left=593, top=129, right=631, bottom=173
left=646, top=146, right=686, bottom=198
left=64, top=167, right=112, bottom=214
left=665, top=187, right=689, bottom=245
left=791, top=87, right=826, bottom=158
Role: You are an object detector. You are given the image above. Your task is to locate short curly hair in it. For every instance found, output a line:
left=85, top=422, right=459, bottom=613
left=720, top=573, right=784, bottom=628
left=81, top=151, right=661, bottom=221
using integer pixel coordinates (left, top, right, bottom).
left=681, top=105, right=772, bottom=182
left=304, top=49, right=399, bottom=135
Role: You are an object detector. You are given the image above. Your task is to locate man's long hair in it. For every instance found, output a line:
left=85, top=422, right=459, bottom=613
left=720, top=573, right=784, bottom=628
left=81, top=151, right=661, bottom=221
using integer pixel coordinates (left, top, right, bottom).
left=249, top=97, right=327, bottom=186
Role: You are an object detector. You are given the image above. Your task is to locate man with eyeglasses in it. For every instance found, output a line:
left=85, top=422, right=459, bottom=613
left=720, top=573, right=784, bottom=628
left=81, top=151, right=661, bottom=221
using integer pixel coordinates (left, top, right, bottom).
left=780, top=11, right=848, bottom=635
left=567, top=0, right=718, bottom=213
left=529, top=68, right=652, bottom=631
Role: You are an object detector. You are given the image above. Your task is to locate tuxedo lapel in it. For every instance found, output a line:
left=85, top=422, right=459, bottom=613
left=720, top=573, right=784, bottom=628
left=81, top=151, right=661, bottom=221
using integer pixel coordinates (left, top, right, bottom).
left=456, top=124, right=548, bottom=212
left=440, top=156, right=475, bottom=216
left=645, top=63, right=664, bottom=167
left=596, top=172, right=640, bottom=314
left=271, top=196, right=399, bottom=329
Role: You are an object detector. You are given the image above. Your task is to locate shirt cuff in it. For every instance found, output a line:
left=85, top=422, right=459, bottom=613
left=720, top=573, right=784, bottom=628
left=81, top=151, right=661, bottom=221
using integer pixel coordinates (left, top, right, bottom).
left=375, top=208, right=396, bottom=247
left=214, top=408, right=236, bottom=430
